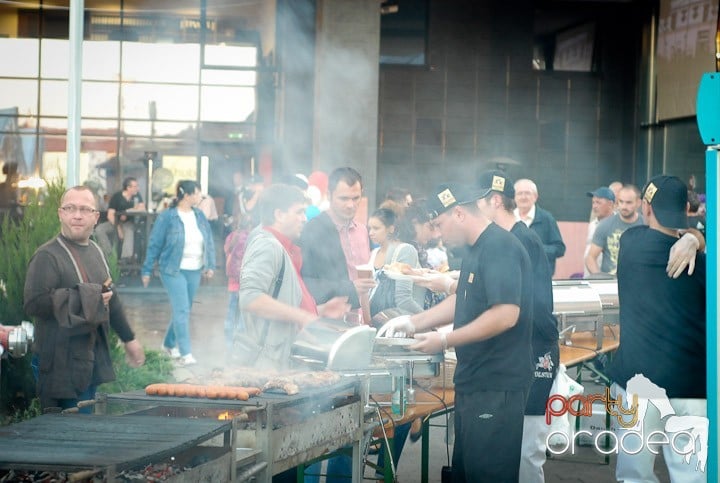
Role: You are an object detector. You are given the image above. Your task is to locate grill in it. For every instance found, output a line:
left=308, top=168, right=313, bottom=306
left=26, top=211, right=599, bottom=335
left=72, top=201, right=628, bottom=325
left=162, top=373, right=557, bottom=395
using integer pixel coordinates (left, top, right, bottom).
left=552, top=279, right=619, bottom=349
left=100, top=377, right=366, bottom=481
left=0, top=413, right=234, bottom=481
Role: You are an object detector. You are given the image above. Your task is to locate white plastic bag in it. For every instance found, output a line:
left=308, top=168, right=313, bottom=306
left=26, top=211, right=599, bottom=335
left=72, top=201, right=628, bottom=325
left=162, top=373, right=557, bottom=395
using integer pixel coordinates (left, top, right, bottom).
left=547, top=364, right=584, bottom=447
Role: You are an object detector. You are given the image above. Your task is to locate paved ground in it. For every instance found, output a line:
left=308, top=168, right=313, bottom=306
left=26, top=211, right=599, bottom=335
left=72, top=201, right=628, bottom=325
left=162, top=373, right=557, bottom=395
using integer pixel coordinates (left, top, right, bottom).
left=116, top=274, right=670, bottom=483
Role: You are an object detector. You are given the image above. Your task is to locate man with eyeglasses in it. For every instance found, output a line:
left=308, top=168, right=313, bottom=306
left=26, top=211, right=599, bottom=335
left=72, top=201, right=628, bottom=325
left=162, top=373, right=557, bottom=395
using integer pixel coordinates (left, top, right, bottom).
left=24, top=186, right=145, bottom=412
left=95, top=176, right=145, bottom=260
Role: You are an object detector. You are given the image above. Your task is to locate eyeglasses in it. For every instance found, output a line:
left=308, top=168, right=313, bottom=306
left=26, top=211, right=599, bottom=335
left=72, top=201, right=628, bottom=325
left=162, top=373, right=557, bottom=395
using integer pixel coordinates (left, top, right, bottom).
left=60, top=205, right=98, bottom=216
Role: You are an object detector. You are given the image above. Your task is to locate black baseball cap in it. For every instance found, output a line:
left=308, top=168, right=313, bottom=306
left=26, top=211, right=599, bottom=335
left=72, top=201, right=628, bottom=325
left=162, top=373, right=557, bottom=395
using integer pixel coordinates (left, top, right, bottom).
left=642, top=175, right=688, bottom=229
left=587, top=187, right=615, bottom=202
left=476, top=170, right=515, bottom=198
left=426, top=183, right=485, bottom=219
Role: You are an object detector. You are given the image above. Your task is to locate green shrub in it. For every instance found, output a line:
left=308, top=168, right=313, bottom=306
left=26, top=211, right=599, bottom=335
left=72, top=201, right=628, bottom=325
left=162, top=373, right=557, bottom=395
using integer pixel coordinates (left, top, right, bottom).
left=0, top=183, right=64, bottom=421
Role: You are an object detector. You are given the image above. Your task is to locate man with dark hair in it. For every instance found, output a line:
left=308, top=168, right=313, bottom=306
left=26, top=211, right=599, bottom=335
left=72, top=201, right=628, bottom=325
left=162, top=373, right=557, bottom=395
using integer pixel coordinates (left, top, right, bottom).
left=608, top=175, right=707, bottom=482
left=95, top=176, right=145, bottom=260
left=380, top=182, right=534, bottom=482
left=24, top=186, right=145, bottom=412
left=476, top=170, right=558, bottom=482
left=237, top=183, right=348, bottom=369
left=299, top=167, right=375, bottom=308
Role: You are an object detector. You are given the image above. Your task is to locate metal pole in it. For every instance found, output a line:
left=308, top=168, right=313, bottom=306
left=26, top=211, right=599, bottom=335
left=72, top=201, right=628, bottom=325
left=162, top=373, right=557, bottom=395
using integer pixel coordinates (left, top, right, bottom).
left=706, top=146, right=718, bottom=483
left=67, top=0, right=84, bottom=187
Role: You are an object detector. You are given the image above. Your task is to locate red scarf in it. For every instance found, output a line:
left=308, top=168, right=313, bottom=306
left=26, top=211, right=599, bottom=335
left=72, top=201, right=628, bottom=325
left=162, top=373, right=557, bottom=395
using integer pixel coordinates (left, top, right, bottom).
left=263, top=227, right=317, bottom=315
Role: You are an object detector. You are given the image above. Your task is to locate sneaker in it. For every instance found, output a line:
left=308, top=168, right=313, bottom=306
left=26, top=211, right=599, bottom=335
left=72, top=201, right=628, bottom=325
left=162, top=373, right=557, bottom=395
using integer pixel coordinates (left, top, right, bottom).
left=179, top=354, right=197, bottom=366
left=161, top=345, right=181, bottom=359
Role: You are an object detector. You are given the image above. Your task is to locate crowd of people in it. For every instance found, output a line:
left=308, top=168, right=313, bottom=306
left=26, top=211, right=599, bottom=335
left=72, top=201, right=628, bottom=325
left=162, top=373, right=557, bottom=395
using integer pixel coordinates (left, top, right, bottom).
left=20, top=164, right=708, bottom=482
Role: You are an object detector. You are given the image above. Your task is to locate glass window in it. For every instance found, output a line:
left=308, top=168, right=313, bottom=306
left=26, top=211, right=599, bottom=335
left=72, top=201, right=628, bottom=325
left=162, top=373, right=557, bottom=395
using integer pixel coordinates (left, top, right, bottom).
left=203, top=44, right=257, bottom=68
left=201, top=69, right=256, bottom=86
left=84, top=41, right=121, bottom=80
left=41, top=39, right=68, bottom=78
left=38, top=117, right=68, bottom=130
left=40, top=80, right=68, bottom=117
left=0, top=80, right=39, bottom=116
left=121, top=120, right=195, bottom=138
left=81, top=119, right=118, bottom=131
left=200, top=86, right=254, bottom=122
left=121, top=83, right=199, bottom=121
left=82, top=82, right=120, bottom=118
left=0, top=39, right=40, bottom=77
left=122, top=42, right=200, bottom=83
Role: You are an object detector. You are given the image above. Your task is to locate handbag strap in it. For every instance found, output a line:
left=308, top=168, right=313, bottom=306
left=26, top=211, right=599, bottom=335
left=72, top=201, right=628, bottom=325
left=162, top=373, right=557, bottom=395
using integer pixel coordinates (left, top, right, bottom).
left=390, top=242, right=410, bottom=265
left=258, top=253, right=286, bottom=346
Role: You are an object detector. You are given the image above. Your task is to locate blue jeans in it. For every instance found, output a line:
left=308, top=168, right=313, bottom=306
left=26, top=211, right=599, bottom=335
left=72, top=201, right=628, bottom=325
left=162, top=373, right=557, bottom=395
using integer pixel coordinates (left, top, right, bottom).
left=160, top=269, right=202, bottom=356
left=224, top=290, right=245, bottom=353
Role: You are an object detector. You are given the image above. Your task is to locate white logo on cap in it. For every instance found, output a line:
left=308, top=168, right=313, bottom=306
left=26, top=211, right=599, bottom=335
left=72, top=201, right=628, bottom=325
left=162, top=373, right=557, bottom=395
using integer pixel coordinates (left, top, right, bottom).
left=492, top=175, right=505, bottom=192
left=438, top=188, right=457, bottom=208
left=644, top=182, right=657, bottom=203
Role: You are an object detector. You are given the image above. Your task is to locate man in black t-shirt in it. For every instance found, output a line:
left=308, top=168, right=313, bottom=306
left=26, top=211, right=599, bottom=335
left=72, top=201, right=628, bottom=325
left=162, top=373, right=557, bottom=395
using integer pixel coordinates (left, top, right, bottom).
left=94, top=177, right=145, bottom=259
left=379, top=182, right=534, bottom=482
left=476, top=170, right=559, bottom=483
left=608, top=175, right=707, bottom=482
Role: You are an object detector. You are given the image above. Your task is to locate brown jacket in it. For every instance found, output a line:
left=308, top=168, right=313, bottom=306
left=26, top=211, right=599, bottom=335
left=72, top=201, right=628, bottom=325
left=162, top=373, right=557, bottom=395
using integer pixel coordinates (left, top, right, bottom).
left=24, top=235, right=135, bottom=401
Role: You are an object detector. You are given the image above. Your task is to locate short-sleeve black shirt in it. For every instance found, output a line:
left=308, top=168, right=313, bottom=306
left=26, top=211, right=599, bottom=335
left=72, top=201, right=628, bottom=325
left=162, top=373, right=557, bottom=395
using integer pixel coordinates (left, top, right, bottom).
left=608, top=226, right=706, bottom=398
left=108, top=191, right=142, bottom=213
left=453, top=223, right=534, bottom=393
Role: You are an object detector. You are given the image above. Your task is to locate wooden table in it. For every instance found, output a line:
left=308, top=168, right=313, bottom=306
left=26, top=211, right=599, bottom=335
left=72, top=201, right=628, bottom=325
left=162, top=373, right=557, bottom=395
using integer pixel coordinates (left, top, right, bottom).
left=369, top=384, right=455, bottom=483
left=560, top=325, right=619, bottom=389
left=560, top=325, right=620, bottom=368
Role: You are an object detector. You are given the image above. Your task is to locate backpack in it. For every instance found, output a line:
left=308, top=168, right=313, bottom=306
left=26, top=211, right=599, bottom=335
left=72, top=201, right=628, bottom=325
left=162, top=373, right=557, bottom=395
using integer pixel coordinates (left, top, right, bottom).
left=224, top=229, right=249, bottom=279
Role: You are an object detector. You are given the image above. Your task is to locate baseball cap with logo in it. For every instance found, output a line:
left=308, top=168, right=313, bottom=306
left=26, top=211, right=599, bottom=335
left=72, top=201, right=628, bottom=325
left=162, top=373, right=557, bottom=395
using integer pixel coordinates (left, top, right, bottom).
left=476, top=170, right=515, bottom=198
left=426, top=183, right=485, bottom=219
left=642, top=175, right=688, bottom=229
left=586, top=187, right=615, bottom=202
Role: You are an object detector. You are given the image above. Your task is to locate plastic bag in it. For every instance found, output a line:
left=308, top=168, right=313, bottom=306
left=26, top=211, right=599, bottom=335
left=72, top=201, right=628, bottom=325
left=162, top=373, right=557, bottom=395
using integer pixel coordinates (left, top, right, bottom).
left=547, top=364, right=584, bottom=447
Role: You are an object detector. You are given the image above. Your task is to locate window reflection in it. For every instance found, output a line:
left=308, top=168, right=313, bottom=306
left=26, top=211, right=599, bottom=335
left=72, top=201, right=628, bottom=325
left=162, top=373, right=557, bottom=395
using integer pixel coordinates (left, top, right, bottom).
left=0, top=2, right=260, bottom=186
left=0, top=39, right=39, bottom=77
left=121, top=83, right=199, bottom=121
left=40, top=80, right=68, bottom=117
left=200, top=86, right=255, bottom=122
left=0, top=80, right=39, bottom=115
left=122, top=120, right=195, bottom=137
left=122, top=42, right=200, bottom=83
left=83, top=82, right=120, bottom=117
left=203, top=44, right=256, bottom=68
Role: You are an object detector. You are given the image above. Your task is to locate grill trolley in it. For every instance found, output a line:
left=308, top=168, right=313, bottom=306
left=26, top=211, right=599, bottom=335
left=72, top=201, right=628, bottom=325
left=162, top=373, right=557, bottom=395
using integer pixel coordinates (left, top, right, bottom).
left=0, top=413, right=234, bottom=482
left=98, top=376, right=367, bottom=482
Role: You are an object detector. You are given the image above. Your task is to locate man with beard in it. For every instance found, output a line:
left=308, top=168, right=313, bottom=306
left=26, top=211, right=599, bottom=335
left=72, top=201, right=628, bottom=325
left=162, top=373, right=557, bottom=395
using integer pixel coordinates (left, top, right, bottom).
left=299, top=166, right=376, bottom=309
left=24, top=186, right=145, bottom=412
left=586, top=185, right=644, bottom=276
left=379, top=182, right=534, bottom=482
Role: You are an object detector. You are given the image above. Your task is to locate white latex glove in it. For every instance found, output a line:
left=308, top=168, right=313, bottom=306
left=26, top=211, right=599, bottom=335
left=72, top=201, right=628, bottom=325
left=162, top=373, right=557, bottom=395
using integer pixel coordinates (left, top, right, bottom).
left=666, top=233, right=698, bottom=279
left=376, top=315, right=416, bottom=338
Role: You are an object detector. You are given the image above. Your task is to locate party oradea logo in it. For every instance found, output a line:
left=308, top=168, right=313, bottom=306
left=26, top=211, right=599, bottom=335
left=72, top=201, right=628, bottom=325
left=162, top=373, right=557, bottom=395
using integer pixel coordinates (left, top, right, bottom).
left=545, top=374, right=708, bottom=473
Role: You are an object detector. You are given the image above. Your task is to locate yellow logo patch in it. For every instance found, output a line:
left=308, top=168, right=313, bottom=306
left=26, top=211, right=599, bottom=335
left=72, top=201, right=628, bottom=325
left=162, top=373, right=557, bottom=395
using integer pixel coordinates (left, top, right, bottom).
left=438, top=188, right=457, bottom=208
left=644, top=182, right=657, bottom=203
left=491, top=175, right=505, bottom=193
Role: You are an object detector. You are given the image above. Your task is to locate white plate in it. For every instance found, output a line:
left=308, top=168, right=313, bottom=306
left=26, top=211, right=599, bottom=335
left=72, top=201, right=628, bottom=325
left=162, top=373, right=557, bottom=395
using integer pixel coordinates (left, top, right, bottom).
left=384, top=271, right=415, bottom=281
left=374, top=337, right=417, bottom=347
